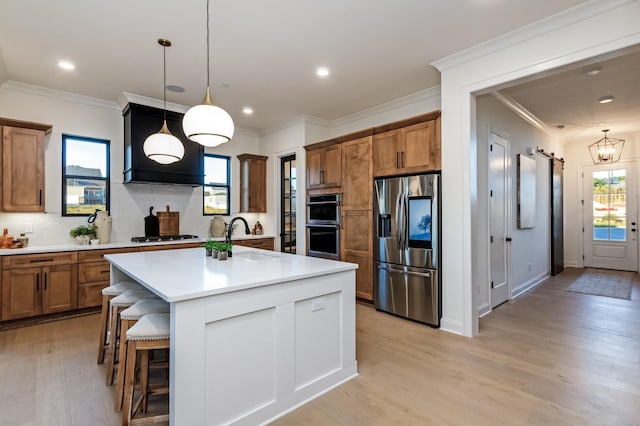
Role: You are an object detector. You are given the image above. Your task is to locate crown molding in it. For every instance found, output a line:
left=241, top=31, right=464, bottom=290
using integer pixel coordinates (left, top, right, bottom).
left=261, top=114, right=329, bottom=137
left=432, top=0, right=634, bottom=72
left=1, top=80, right=120, bottom=111
left=118, top=91, right=188, bottom=114
left=329, top=85, right=441, bottom=129
left=491, top=91, right=556, bottom=138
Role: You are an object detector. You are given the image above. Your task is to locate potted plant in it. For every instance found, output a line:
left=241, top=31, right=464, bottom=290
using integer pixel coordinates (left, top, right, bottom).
left=217, top=242, right=232, bottom=260
left=203, top=239, right=219, bottom=257
left=69, top=224, right=97, bottom=245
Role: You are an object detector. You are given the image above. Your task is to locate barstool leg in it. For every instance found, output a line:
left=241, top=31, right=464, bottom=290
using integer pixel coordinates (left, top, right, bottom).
left=106, top=304, right=121, bottom=385
left=115, top=318, right=134, bottom=412
left=96, top=294, right=110, bottom=364
left=122, top=340, right=138, bottom=426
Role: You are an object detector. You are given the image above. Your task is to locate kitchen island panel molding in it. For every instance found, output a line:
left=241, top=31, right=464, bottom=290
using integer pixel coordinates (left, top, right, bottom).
left=106, top=247, right=357, bottom=425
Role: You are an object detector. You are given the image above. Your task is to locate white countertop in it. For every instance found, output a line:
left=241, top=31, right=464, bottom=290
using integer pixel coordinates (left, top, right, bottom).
left=0, top=234, right=275, bottom=256
left=105, top=246, right=357, bottom=302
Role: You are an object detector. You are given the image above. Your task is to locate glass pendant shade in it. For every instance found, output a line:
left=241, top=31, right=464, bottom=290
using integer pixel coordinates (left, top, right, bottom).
left=144, top=121, right=185, bottom=164
left=183, top=88, right=234, bottom=147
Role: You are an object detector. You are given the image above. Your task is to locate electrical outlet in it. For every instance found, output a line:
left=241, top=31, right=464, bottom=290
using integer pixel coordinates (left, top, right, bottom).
left=311, top=297, right=325, bottom=312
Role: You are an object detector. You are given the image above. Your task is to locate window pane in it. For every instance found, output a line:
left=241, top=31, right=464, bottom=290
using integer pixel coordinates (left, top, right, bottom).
left=204, top=156, right=228, bottom=185
left=65, top=178, right=107, bottom=214
left=204, top=187, right=229, bottom=214
left=592, top=169, right=626, bottom=241
left=65, top=138, right=107, bottom=177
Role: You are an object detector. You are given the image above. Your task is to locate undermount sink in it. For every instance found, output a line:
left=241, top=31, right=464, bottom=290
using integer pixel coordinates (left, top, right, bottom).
left=233, top=252, right=279, bottom=261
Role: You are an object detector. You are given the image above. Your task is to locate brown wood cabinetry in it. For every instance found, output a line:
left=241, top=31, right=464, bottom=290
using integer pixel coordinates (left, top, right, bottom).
left=341, top=136, right=373, bottom=210
left=373, top=119, right=440, bottom=177
left=232, top=238, right=274, bottom=251
left=1, top=126, right=46, bottom=212
left=137, top=242, right=203, bottom=252
left=237, top=154, right=268, bottom=213
left=1, top=252, right=78, bottom=320
left=306, top=145, right=341, bottom=189
left=341, top=210, right=373, bottom=300
left=77, top=248, right=136, bottom=308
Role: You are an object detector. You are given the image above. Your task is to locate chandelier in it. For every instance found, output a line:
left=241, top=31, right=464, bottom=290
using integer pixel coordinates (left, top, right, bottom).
left=588, top=129, right=624, bottom=164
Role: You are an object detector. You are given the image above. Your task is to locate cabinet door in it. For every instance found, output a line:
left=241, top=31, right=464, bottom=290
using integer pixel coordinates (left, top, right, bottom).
left=306, top=148, right=324, bottom=189
left=2, top=126, right=45, bottom=212
left=401, top=121, right=436, bottom=173
left=41, top=264, right=78, bottom=314
left=372, top=130, right=401, bottom=177
left=1, top=267, right=41, bottom=320
left=342, top=136, right=372, bottom=210
left=322, top=145, right=342, bottom=188
left=340, top=210, right=373, bottom=301
left=239, top=156, right=267, bottom=213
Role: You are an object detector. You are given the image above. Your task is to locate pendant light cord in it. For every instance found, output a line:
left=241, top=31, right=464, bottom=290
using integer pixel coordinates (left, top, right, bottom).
left=206, top=0, right=210, bottom=88
left=163, top=42, right=167, bottom=122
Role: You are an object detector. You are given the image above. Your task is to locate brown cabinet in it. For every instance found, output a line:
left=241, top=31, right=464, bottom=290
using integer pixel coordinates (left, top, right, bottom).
left=137, top=242, right=203, bottom=252
left=340, top=210, right=373, bottom=300
left=373, top=119, right=439, bottom=177
left=306, top=145, right=341, bottom=189
left=1, top=126, right=46, bottom=212
left=341, top=136, right=372, bottom=210
left=77, top=248, right=136, bottom=308
left=232, top=238, right=274, bottom=251
left=1, top=252, right=78, bottom=321
left=237, top=154, right=268, bottom=213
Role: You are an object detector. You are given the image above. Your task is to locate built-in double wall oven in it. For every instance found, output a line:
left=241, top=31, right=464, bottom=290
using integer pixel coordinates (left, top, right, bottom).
left=306, top=193, right=340, bottom=260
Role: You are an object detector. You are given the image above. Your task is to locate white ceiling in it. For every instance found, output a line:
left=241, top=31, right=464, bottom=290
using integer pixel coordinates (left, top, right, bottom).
left=1, top=0, right=619, bottom=135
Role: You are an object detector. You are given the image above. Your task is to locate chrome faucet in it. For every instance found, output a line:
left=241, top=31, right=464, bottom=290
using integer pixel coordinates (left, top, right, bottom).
left=226, top=217, right=251, bottom=257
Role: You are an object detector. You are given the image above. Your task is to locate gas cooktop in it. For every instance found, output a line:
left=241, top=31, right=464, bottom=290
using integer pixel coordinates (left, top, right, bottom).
left=131, top=235, right=199, bottom=243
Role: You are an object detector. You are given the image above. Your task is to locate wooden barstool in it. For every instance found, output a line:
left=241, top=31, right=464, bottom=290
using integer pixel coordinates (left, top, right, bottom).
left=122, top=313, right=171, bottom=426
left=114, top=298, right=170, bottom=412
left=96, top=281, right=142, bottom=364
left=105, top=288, right=158, bottom=386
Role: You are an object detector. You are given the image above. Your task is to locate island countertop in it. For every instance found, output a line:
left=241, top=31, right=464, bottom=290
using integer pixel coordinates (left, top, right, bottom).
left=105, top=246, right=357, bottom=302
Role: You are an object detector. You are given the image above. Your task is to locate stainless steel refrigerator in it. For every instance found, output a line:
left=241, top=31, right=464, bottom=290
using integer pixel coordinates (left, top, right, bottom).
left=373, top=173, right=440, bottom=327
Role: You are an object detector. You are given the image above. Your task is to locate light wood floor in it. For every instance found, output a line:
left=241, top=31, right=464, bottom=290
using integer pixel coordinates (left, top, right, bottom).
left=1, top=267, right=639, bottom=425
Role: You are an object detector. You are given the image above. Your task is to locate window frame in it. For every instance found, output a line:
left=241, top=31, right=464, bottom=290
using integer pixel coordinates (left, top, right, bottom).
left=203, top=153, right=231, bottom=216
left=61, top=134, right=110, bottom=217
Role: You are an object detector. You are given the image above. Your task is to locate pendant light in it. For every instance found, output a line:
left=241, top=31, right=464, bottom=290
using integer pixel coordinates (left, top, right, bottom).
left=182, top=0, right=234, bottom=147
left=588, top=129, right=625, bottom=164
left=143, top=38, right=185, bottom=165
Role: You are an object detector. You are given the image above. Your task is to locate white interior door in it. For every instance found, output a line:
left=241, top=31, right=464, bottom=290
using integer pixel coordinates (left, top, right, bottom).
left=489, top=131, right=510, bottom=308
left=583, top=162, right=638, bottom=271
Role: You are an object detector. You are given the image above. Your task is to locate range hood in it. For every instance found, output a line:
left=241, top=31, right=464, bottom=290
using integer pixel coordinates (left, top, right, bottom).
left=123, top=103, right=203, bottom=186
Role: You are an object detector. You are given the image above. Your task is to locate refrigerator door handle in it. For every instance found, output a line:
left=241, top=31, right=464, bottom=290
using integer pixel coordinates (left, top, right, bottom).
left=383, top=265, right=432, bottom=278
left=395, top=192, right=402, bottom=250
left=399, top=194, right=407, bottom=250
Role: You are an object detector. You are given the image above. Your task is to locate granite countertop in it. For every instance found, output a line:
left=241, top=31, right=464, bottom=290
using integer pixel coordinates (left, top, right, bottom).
left=105, top=246, right=356, bottom=302
left=0, top=234, right=275, bottom=256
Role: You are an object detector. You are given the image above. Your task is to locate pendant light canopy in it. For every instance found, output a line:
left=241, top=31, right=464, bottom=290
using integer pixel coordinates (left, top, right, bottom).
left=182, top=0, right=234, bottom=147
left=144, top=38, right=185, bottom=164
left=588, top=129, right=625, bottom=164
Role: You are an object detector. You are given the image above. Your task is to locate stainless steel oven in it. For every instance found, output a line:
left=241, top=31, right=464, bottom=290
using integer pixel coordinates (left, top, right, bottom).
left=306, top=224, right=340, bottom=260
left=307, top=193, right=340, bottom=259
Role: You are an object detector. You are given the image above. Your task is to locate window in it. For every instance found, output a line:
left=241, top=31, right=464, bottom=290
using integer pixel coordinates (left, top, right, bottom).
left=592, top=169, right=626, bottom=241
left=204, top=154, right=230, bottom=215
left=62, top=135, right=110, bottom=216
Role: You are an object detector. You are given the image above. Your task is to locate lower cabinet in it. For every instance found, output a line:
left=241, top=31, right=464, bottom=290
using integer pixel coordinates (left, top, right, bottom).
left=341, top=210, right=373, bottom=301
left=233, top=238, right=274, bottom=251
left=1, top=263, right=78, bottom=321
left=77, top=247, right=135, bottom=308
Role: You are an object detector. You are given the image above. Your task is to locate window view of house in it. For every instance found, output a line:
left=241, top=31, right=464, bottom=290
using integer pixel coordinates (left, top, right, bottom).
left=204, top=154, right=230, bottom=215
left=62, top=135, right=110, bottom=215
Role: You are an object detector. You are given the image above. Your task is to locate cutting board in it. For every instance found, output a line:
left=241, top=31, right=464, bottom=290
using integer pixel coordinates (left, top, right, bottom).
left=157, top=205, right=180, bottom=236
left=144, top=207, right=159, bottom=237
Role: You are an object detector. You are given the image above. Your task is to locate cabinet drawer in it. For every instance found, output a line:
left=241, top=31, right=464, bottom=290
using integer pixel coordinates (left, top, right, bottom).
left=1, top=251, right=77, bottom=269
left=78, top=281, right=109, bottom=308
left=138, top=242, right=202, bottom=252
left=78, top=247, right=137, bottom=263
left=78, top=261, right=111, bottom=283
left=233, top=238, right=274, bottom=251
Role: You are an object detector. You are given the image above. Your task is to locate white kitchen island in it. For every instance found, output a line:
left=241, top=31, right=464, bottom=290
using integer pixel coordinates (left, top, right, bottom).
left=105, top=246, right=358, bottom=425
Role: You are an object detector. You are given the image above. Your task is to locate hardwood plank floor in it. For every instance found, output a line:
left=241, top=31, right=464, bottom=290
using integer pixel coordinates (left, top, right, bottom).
left=1, top=267, right=638, bottom=425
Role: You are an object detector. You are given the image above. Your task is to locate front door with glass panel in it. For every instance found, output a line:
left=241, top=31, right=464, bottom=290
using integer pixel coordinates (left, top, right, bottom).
left=583, top=163, right=638, bottom=271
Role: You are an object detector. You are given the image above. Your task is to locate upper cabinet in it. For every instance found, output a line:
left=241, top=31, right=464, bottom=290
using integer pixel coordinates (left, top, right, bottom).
left=341, top=136, right=372, bottom=210
left=373, top=118, right=440, bottom=177
left=0, top=119, right=52, bottom=212
left=306, top=145, right=341, bottom=190
left=238, top=154, right=268, bottom=213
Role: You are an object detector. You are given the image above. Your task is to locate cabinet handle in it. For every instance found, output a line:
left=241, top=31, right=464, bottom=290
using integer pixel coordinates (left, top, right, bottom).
left=36, top=273, right=40, bottom=291
left=320, top=170, right=324, bottom=184
left=39, top=189, right=43, bottom=206
left=101, top=270, right=110, bottom=274
left=401, top=151, right=405, bottom=168
left=30, top=258, right=54, bottom=263
left=44, top=273, right=47, bottom=290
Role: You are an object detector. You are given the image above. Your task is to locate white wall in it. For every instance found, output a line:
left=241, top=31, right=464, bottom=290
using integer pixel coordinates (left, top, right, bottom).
left=475, top=95, right=558, bottom=314
left=0, top=81, right=263, bottom=246
left=562, top=131, right=640, bottom=267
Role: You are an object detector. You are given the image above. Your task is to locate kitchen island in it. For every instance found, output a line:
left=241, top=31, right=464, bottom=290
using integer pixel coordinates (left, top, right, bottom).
left=105, top=246, right=358, bottom=425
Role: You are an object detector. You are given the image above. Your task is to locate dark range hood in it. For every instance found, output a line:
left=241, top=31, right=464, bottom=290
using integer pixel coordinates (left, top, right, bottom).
left=123, top=103, right=204, bottom=186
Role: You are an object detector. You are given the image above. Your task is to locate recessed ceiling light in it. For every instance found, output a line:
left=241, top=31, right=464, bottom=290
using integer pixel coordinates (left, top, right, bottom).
left=316, top=67, right=330, bottom=77
left=166, top=84, right=185, bottom=93
left=598, top=95, right=614, bottom=104
left=58, top=60, right=75, bottom=70
left=585, top=67, right=601, bottom=76
left=242, top=107, right=253, bottom=115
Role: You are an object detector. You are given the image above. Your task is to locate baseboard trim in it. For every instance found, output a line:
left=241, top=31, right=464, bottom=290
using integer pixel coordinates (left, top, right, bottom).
left=0, top=307, right=100, bottom=332
left=512, top=272, right=550, bottom=299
